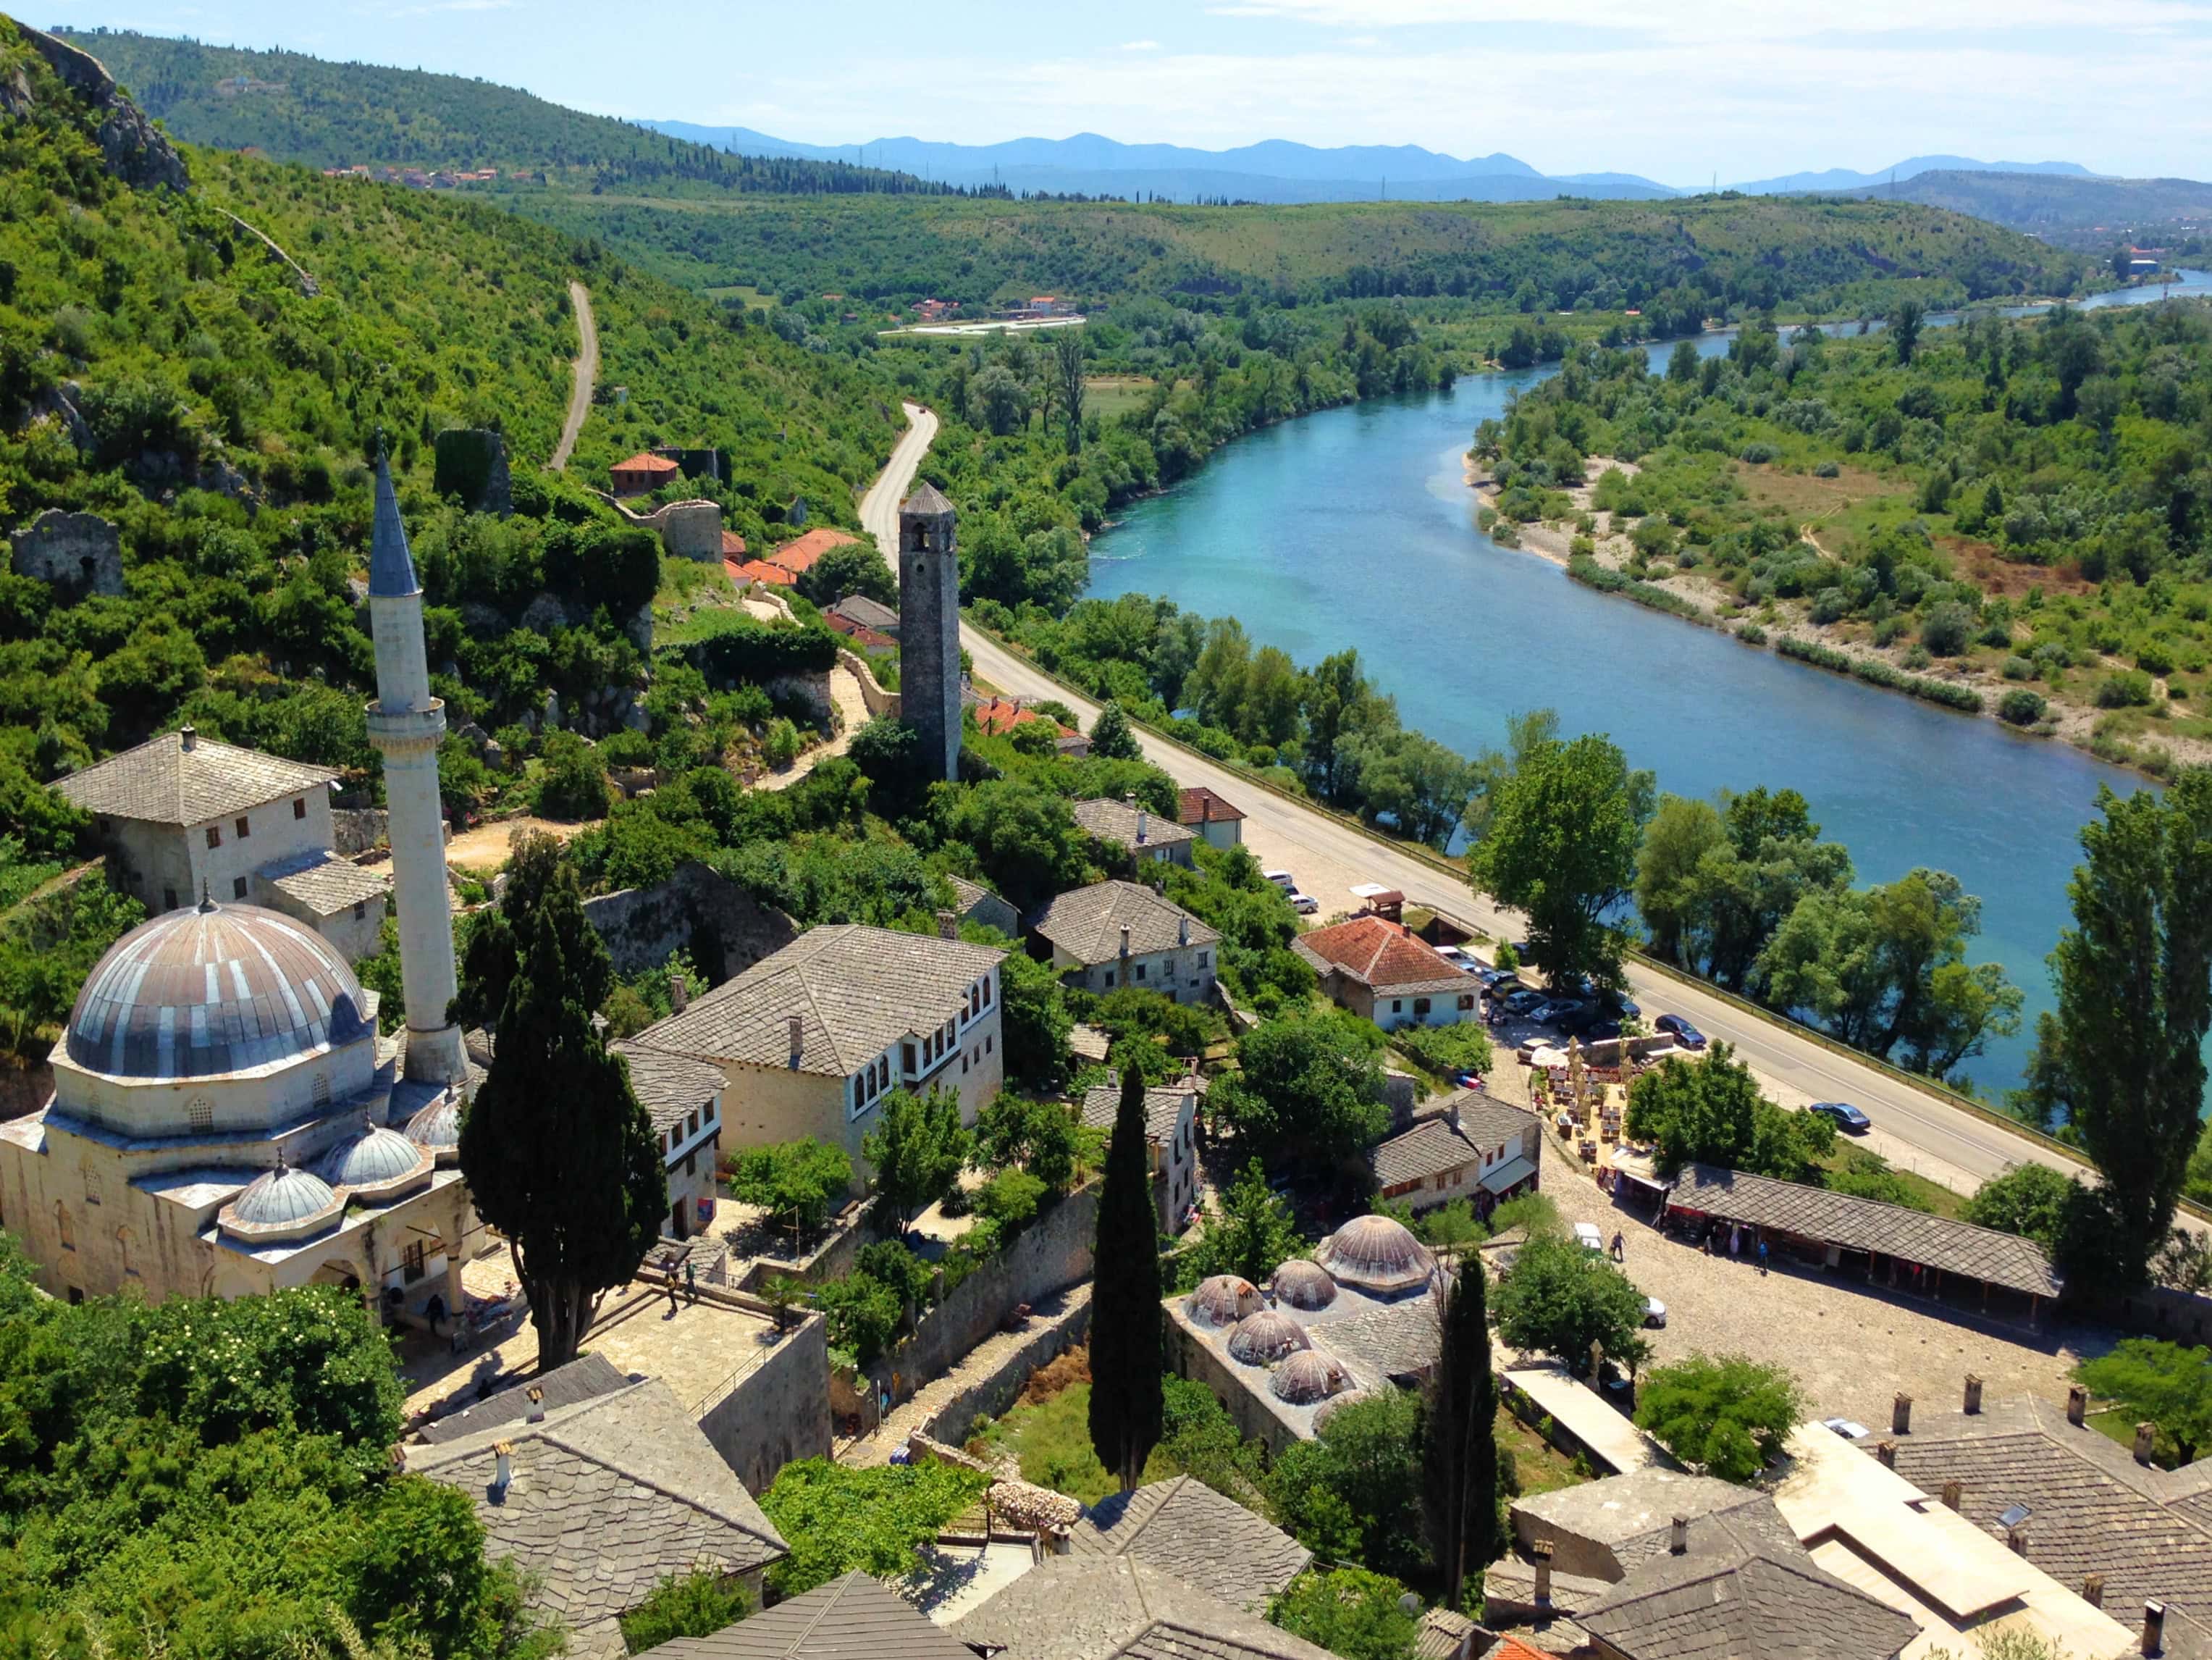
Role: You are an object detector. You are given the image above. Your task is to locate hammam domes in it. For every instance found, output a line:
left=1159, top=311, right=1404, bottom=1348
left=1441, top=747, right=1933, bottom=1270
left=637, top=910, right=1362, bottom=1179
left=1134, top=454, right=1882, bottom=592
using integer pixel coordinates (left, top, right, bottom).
left=1186, top=1275, right=1262, bottom=1328
left=1271, top=1257, right=1340, bottom=1311
left=1315, top=1215, right=1437, bottom=1294
left=1271, top=1350, right=1348, bottom=1405
left=317, top=1125, right=431, bottom=1196
left=227, top=1162, right=340, bottom=1230
left=1227, top=1308, right=1311, bottom=1365
left=64, top=901, right=369, bottom=1082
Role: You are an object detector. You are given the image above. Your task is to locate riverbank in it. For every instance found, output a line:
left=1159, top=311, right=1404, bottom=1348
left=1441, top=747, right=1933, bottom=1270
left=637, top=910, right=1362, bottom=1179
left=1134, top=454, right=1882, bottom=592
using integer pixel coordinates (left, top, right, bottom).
left=1466, top=462, right=2212, bottom=784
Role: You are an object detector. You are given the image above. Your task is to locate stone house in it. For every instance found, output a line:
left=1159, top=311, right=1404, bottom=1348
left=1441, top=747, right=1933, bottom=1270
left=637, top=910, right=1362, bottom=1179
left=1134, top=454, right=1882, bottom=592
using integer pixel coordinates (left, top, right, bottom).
left=1073, top=797, right=1195, bottom=868
left=826, top=593, right=899, bottom=637
left=1370, top=1092, right=1540, bottom=1214
left=611, top=1041, right=726, bottom=1239
left=948, top=873, right=1021, bottom=939
left=1032, top=879, right=1219, bottom=1004
left=54, top=726, right=390, bottom=960
left=1178, top=785, right=1245, bottom=850
left=610, top=451, right=681, bottom=497
left=632, top=924, right=1006, bottom=1178
left=1294, top=913, right=1478, bottom=1033
left=1080, top=1067, right=1203, bottom=1233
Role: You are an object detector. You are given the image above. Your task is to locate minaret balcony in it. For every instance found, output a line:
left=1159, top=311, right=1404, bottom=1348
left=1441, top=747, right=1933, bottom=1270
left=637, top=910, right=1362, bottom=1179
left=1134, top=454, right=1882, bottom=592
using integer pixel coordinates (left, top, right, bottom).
left=366, top=698, right=447, bottom=755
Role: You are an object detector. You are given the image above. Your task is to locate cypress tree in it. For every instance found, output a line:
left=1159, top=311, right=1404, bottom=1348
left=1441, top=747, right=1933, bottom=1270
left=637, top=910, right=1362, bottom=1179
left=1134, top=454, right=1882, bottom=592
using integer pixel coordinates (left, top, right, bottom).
left=1088, top=1060, right=1164, bottom=1491
left=459, top=860, right=666, bottom=1369
left=1424, top=1252, right=1501, bottom=1605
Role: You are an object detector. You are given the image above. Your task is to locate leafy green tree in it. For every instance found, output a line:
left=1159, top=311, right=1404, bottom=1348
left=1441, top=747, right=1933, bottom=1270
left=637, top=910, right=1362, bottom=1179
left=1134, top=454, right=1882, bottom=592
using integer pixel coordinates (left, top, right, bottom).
left=1624, top=1044, right=1834, bottom=1181
left=1424, top=1254, right=1501, bottom=1604
left=728, top=1139, right=854, bottom=1238
left=532, top=729, right=611, bottom=821
left=1090, top=1062, right=1165, bottom=1491
left=812, top=1270, right=904, bottom=1366
left=1179, top=1159, right=1304, bottom=1286
left=618, top=1569, right=752, bottom=1654
left=1633, top=1355, right=1804, bottom=1482
left=1493, top=1233, right=1650, bottom=1377
left=2017, top=775, right=2212, bottom=1290
left=862, top=1086, right=972, bottom=1228
left=1090, top=700, right=1142, bottom=760
left=1054, top=327, right=1087, bottom=455
left=1891, top=298, right=1926, bottom=364
left=2076, top=1340, right=2212, bottom=1464
left=1265, top=1388, right=1429, bottom=1580
left=1636, top=795, right=1727, bottom=965
left=1267, top=1567, right=1419, bottom=1660
left=1961, top=1163, right=2078, bottom=1253
left=757, top=1459, right=989, bottom=1598
left=1208, top=1010, right=1388, bottom=1178
left=993, top=946, right=1075, bottom=1089
left=461, top=863, right=666, bottom=1368
left=974, top=1092, right=1079, bottom=1192
left=938, top=778, right=1092, bottom=912
left=1468, top=730, right=1652, bottom=986
left=798, top=539, right=896, bottom=608
left=1345, top=729, right=1475, bottom=850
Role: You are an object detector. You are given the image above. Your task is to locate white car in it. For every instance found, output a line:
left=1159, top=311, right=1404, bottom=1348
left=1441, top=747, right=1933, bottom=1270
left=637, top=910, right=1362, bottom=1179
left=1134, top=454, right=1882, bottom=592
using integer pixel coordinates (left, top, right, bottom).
left=1263, top=870, right=1297, bottom=892
left=1574, top=1223, right=1605, bottom=1254
left=1823, top=1417, right=1871, bottom=1441
left=1290, top=892, right=1319, bottom=915
left=1434, top=945, right=1481, bottom=975
left=1644, top=1297, right=1668, bottom=1328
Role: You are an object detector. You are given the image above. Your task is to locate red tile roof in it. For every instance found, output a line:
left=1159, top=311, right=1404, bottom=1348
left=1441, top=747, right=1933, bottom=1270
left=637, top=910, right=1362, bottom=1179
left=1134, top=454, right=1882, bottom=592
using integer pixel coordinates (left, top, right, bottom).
left=720, top=529, right=748, bottom=557
left=766, top=527, right=860, bottom=576
left=1295, top=914, right=1466, bottom=991
left=612, top=452, right=681, bottom=477
left=735, top=559, right=796, bottom=588
left=974, top=697, right=1073, bottom=740
left=1179, top=786, right=1246, bottom=826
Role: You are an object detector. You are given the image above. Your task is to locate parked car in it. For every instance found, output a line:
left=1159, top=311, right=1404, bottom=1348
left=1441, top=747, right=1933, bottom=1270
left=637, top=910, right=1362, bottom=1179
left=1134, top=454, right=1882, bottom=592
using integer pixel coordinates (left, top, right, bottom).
left=1263, top=870, right=1296, bottom=892
left=1477, top=967, right=1522, bottom=991
left=1581, top=1020, right=1623, bottom=1044
left=1503, top=989, right=1547, bottom=1017
left=1822, top=1417, right=1871, bottom=1441
left=1290, top=892, right=1319, bottom=915
left=1573, top=1223, right=1606, bottom=1254
left=1654, top=1013, right=1708, bottom=1049
left=1811, top=1101, right=1872, bottom=1133
left=1451, top=1070, right=1486, bottom=1089
left=1644, top=1297, right=1668, bottom=1328
left=1435, top=946, right=1481, bottom=974
left=1528, top=998, right=1584, bottom=1026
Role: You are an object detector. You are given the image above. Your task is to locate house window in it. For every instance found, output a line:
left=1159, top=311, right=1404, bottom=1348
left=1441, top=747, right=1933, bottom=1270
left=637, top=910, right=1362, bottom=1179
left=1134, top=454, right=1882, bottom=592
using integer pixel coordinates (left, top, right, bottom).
left=902, top=1041, right=917, bottom=1075
left=1103, top=970, right=1116, bottom=988
left=235, top=816, right=251, bottom=839
left=232, top=876, right=248, bottom=900
left=985, top=1034, right=993, bottom=1055
left=1198, top=951, right=1209, bottom=968
left=982, top=977, right=992, bottom=1007
left=684, top=1151, right=696, bottom=1176
left=962, top=1054, right=970, bottom=1075
left=705, top=1099, right=717, bottom=1124
left=293, top=797, right=307, bottom=820
left=206, top=825, right=222, bottom=849
left=353, top=901, right=366, bottom=921
left=164, top=886, right=178, bottom=910
left=1413, top=997, right=1431, bottom=1015
left=688, top=1109, right=699, bottom=1136
left=1134, top=963, right=1147, bottom=981
left=1390, top=999, right=1403, bottom=1013
left=402, top=1239, right=427, bottom=1283
left=1458, top=993, right=1476, bottom=1010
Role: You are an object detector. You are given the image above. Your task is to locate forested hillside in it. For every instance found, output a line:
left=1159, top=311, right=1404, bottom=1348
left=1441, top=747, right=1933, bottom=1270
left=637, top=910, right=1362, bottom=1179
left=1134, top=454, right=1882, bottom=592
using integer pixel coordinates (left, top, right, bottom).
left=53, top=26, right=951, bottom=196
left=1820, top=169, right=2212, bottom=252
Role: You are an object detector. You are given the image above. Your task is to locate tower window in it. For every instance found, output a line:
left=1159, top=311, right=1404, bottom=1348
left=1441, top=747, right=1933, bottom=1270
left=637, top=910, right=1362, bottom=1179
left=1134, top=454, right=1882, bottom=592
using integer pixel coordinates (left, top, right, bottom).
left=235, top=816, right=251, bottom=839
left=293, top=797, right=307, bottom=820
left=164, top=887, right=177, bottom=911
left=206, top=826, right=222, bottom=849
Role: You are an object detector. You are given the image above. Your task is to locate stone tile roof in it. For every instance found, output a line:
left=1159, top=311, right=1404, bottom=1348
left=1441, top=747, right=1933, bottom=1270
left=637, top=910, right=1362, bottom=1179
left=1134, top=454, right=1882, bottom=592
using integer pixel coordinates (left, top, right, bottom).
left=258, top=848, right=390, bottom=916
left=1517, top=1469, right=1775, bottom=1579
left=949, top=1554, right=1342, bottom=1659
left=1415, top=1608, right=1485, bottom=1659
left=1072, top=797, right=1195, bottom=854
left=765, top=527, right=858, bottom=575
left=1070, top=1475, right=1312, bottom=1609
left=612, top=1041, right=726, bottom=1135
left=1372, top=1099, right=1536, bottom=1189
left=1577, top=1506, right=1918, bottom=1660
left=1886, top=1396, right=2212, bottom=1651
left=947, top=873, right=1016, bottom=928
left=1322, top=1287, right=1447, bottom=1385
left=1294, top=915, right=1469, bottom=994
left=634, top=925, right=1004, bottom=1079
left=902, top=482, right=955, bottom=518
left=1035, top=880, right=1219, bottom=965
left=827, top=594, right=899, bottom=632
left=1179, top=785, right=1246, bottom=826
left=1665, top=1165, right=2064, bottom=1299
left=409, top=1379, right=785, bottom=1659
left=636, top=1569, right=975, bottom=1660
left=415, top=1353, right=633, bottom=1445
left=1080, top=1070, right=1203, bottom=1145
left=55, top=730, right=337, bottom=826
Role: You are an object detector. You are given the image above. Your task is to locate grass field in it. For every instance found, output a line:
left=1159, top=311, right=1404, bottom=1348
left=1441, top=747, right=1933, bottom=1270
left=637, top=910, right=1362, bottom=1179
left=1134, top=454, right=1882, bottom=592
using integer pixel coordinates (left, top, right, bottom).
left=973, top=1380, right=1182, bottom=1506
left=1815, top=1143, right=1968, bottom=1220
left=1085, top=376, right=1158, bottom=419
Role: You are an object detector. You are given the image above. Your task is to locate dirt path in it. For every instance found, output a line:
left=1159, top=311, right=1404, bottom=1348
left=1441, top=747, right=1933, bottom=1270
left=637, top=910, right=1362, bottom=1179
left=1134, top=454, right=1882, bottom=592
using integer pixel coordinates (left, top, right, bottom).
left=445, top=816, right=589, bottom=873
left=754, top=663, right=872, bottom=792
left=549, top=280, right=597, bottom=471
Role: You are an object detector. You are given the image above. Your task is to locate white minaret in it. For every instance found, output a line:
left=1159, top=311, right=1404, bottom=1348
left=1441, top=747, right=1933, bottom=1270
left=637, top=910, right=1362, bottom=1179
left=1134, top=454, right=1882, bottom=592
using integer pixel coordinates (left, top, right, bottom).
left=365, top=448, right=466, bottom=1086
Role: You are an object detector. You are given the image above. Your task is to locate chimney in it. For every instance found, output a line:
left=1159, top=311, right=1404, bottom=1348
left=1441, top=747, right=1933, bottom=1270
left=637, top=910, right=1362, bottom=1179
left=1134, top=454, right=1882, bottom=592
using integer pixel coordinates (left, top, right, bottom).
left=2007, top=1524, right=2030, bottom=1556
left=668, top=974, right=689, bottom=1015
left=937, top=908, right=958, bottom=940
left=525, top=1386, right=545, bottom=1425
left=1448, top=1097, right=1461, bottom=1131
left=2084, top=1574, right=2106, bottom=1610
left=2069, top=1384, right=2089, bottom=1426
left=1200, top=794, right=1211, bottom=828
left=1876, top=1440, right=1897, bottom=1469
left=1940, top=1480, right=1963, bottom=1512
left=1137, top=808, right=1148, bottom=844
left=1893, top=1393, right=1913, bottom=1435
left=2145, top=1600, right=2167, bottom=1656
left=179, top=724, right=197, bottom=752
left=1670, top=1515, right=1689, bottom=1556
left=1964, top=1374, right=1984, bottom=1415
left=1119, top=925, right=1132, bottom=963
left=1531, top=1538, right=1554, bottom=1606
left=492, top=1441, right=513, bottom=1496
left=1178, top=913, right=1190, bottom=947
left=787, top=1015, right=803, bottom=1068
left=2136, top=1422, right=2158, bottom=1465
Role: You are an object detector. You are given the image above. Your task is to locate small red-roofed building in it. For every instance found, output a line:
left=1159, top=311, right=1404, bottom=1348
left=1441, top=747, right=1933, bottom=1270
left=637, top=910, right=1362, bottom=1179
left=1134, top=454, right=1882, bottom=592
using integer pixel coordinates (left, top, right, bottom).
left=766, top=527, right=860, bottom=578
left=1295, top=913, right=1478, bottom=1033
left=735, top=558, right=796, bottom=589
left=1179, top=785, right=1245, bottom=850
left=609, top=452, right=681, bottom=498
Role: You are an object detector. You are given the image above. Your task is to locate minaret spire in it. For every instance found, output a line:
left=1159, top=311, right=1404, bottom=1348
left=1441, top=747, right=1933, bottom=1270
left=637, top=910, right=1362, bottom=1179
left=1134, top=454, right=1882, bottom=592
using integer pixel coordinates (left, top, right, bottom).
left=364, top=448, right=466, bottom=1086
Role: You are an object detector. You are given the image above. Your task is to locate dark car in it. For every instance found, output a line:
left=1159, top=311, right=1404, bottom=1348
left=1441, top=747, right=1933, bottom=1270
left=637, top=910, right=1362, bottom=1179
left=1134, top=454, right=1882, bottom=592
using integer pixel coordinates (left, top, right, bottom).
left=1581, top=1019, right=1623, bottom=1043
left=1654, top=1013, right=1708, bottom=1049
left=1811, top=1101, right=1872, bottom=1133
left=1502, top=989, right=1547, bottom=1017
left=1478, top=968, right=1523, bottom=991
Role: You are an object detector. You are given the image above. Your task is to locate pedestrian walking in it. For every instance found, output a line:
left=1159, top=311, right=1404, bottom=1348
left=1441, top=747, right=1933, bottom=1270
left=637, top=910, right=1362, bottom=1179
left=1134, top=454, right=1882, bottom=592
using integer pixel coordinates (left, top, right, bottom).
left=1757, top=1238, right=1770, bottom=1276
left=685, top=1261, right=697, bottom=1304
left=1729, top=1224, right=1741, bottom=1257
left=1610, top=1231, right=1626, bottom=1262
left=666, top=1279, right=680, bottom=1315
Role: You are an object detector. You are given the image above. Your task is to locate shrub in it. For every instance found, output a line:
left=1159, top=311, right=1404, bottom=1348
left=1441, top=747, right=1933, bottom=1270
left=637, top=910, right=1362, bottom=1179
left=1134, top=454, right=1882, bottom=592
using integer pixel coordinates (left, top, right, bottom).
left=1998, top=688, right=2048, bottom=726
left=618, top=1569, right=752, bottom=1653
left=1736, top=622, right=1768, bottom=645
left=2001, top=655, right=2036, bottom=681
left=762, top=717, right=804, bottom=767
left=1812, top=460, right=1841, bottom=478
left=1738, top=442, right=1778, bottom=464
left=2137, top=643, right=2177, bottom=676
left=532, top=730, right=610, bottom=821
left=1901, top=643, right=1934, bottom=670
left=2097, top=670, right=2156, bottom=709
left=973, top=1166, right=1049, bottom=1233
left=1920, top=601, right=1974, bottom=656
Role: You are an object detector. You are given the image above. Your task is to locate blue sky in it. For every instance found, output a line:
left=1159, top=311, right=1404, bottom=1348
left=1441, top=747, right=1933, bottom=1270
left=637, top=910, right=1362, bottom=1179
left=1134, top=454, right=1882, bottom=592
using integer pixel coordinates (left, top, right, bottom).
left=43, top=0, right=2212, bottom=184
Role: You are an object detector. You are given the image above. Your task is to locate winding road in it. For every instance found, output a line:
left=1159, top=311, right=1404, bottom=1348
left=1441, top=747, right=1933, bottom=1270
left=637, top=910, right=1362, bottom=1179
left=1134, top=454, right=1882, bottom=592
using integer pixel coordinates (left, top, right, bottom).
left=550, top=281, right=597, bottom=471
left=859, top=404, right=2102, bottom=1203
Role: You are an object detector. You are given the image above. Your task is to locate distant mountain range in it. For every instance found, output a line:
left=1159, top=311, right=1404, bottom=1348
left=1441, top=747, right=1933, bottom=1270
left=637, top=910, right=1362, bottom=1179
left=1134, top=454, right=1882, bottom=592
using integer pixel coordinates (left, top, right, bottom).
left=640, top=125, right=2102, bottom=205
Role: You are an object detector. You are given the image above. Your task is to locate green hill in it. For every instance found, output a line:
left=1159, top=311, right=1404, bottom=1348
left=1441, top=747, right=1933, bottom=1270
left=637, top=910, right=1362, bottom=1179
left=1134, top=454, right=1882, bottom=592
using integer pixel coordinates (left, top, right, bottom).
left=1818, top=169, right=2212, bottom=251
left=51, top=25, right=949, bottom=196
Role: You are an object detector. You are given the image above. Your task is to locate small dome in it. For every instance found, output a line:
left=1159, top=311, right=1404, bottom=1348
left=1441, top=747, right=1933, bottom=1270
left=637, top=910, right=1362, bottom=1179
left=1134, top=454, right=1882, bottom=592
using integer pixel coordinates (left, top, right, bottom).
left=318, top=1125, right=428, bottom=1189
left=1227, top=1308, right=1311, bottom=1365
left=230, top=1164, right=339, bottom=1228
left=65, top=902, right=369, bottom=1083
left=405, top=1094, right=462, bottom=1152
left=1271, top=1258, right=1339, bottom=1311
left=1271, top=1350, right=1348, bottom=1405
left=1186, top=1274, right=1261, bottom=1327
left=1316, top=1215, right=1437, bottom=1294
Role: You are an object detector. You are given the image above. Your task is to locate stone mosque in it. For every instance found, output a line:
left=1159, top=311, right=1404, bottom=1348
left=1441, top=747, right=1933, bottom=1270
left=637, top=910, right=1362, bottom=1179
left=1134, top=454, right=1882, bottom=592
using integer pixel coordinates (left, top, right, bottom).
left=0, top=454, right=478, bottom=1314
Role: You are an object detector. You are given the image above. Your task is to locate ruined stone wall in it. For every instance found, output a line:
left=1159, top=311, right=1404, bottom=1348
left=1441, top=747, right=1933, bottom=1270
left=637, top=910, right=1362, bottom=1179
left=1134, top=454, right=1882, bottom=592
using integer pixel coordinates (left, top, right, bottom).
left=579, top=860, right=796, bottom=981
left=10, top=510, right=122, bottom=600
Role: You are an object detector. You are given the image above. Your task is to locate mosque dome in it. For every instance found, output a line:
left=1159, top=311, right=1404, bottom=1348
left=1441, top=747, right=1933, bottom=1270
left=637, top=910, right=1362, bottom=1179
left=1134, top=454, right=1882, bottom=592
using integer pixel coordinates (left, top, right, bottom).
left=1227, top=1308, right=1311, bottom=1365
left=228, top=1163, right=340, bottom=1230
left=317, top=1125, right=429, bottom=1191
left=1271, top=1350, right=1348, bottom=1405
left=1271, top=1258, right=1340, bottom=1311
left=404, top=1094, right=463, bottom=1154
left=1186, top=1274, right=1261, bottom=1328
left=1315, top=1215, right=1437, bottom=1294
left=64, top=902, right=369, bottom=1083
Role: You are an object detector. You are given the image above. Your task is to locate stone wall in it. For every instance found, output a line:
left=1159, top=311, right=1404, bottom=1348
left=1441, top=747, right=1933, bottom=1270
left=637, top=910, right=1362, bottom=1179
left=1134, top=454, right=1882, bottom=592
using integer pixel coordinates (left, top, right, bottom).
left=699, top=1309, right=832, bottom=1495
left=11, top=510, right=122, bottom=600
left=580, top=860, right=797, bottom=981
left=330, top=808, right=388, bottom=857
left=605, top=495, right=724, bottom=561
left=737, top=1197, right=878, bottom=1292
left=838, top=649, right=901, bottom=721
left=762, top=670, right=835, bottom=726
left=920, top=1289, right=1093, bottom=1446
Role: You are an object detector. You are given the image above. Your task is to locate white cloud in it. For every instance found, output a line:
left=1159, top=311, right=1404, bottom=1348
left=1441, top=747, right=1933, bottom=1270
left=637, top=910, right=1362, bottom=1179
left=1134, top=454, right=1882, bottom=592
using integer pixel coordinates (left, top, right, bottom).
left=1120, top=38, right=1161, bottom=49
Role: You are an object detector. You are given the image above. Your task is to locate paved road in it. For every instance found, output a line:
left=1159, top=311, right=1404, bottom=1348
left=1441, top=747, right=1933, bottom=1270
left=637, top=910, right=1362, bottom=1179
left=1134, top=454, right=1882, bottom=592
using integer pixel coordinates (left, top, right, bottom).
left=549, top=280, right=597, bottom=471
left=855, top=406, right=2091, bottom=1199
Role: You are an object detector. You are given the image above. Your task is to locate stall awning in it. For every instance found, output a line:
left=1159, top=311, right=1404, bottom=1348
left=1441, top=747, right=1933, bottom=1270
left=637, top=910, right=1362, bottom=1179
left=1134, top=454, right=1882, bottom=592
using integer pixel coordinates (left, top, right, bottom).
left=1480, top=1154, right=1537, bottom=1196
